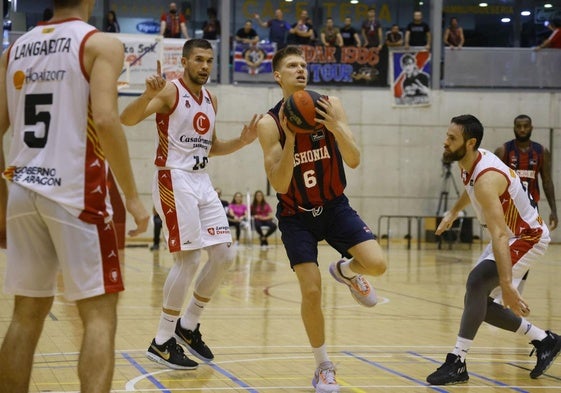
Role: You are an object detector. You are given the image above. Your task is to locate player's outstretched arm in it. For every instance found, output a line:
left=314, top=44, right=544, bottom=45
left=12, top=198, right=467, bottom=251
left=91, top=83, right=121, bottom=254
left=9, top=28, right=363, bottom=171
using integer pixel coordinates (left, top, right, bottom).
left=87, top=33, right=149, bottom=236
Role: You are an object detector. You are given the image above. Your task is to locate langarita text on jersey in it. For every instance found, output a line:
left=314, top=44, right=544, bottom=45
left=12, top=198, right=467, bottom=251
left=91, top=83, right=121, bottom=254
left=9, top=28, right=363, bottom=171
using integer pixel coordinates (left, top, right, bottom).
left=13, top=37, right=72, bottom=60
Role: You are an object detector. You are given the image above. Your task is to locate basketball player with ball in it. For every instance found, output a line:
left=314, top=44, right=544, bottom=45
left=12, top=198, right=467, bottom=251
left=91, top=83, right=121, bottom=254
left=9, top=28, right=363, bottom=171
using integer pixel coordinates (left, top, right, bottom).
left=256, top=46, right=387, bottom=393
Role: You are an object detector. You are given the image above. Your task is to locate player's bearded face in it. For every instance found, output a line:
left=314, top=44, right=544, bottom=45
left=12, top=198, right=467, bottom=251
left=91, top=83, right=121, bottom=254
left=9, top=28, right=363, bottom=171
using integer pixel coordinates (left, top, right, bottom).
left=443, top=140, right=467, bottom=162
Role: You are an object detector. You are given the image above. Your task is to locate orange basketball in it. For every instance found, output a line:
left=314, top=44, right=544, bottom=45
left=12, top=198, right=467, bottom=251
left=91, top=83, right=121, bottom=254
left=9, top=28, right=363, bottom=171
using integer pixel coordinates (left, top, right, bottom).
left=283, top=90, right=324, bottom=133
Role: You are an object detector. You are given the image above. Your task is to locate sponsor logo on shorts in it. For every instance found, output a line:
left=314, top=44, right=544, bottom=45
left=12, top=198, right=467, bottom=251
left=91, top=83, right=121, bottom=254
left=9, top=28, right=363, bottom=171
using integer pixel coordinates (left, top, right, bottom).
left=109, top=268, right=119, bottom=283
left=207, top=226, right=230, bottom=236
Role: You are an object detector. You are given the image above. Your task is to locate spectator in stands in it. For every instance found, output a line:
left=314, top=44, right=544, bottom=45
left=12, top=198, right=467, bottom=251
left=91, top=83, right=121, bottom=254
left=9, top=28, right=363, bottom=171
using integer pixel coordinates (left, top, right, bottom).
left=42, top=8, right=53, bottom=21
left=535, top=17, right=561, bottom=50
left=160, top=2, right=189, bottom=39
left=320, top=17, right=342, bottom=47
left=105, top=10, right=120, bottom=33
left=385, top=24, right=403, bottom=47
left=235, top=20, right=259, bottom=45
left=340, top=16, right=361, bottom=46
left=254, top=9, right=291, bottom=50
left=251, top=190, right=277, bottom=248
left=405, top=10, right=431, bottom=50
left=227, top=192, right=248, bottom=243
left=215, top=187, right=229, bottom=211
left=202, top=7, right=220, bottom=40
left=361, top=8, right=382, bottom=50
left=444, top=17, right=464, bottom=48
left=288, top=10, right=314, bottom=45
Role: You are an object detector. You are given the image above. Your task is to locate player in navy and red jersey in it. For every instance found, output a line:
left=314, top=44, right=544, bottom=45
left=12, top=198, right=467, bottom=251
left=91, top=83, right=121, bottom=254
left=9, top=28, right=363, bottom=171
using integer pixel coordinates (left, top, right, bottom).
left=256, top=46, right=387, bottom=393
left=494, top=115, right=557, bottom=231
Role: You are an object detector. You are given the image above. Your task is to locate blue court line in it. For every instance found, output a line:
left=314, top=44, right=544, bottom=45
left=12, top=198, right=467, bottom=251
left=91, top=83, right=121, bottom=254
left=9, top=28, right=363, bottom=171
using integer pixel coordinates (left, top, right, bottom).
left=207, top=362, right=260, bottom=393
left=342, top=351, right=449, bottom=393
left=121, top=352, right=170, bottom=393
left=408, top=351, right=531, bottom=393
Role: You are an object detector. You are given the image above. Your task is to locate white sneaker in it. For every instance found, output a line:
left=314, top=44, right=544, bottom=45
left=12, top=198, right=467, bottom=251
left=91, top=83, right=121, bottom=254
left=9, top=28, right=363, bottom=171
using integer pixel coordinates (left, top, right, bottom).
left=329, top=259, right=377, bottom=307
left=312, top=361, right=340, bottom=393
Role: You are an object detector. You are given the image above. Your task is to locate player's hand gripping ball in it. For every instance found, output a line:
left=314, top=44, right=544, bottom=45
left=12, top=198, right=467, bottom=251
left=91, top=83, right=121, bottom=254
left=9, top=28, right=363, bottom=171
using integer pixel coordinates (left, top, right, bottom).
left=283, top=90, right=325, bottom=133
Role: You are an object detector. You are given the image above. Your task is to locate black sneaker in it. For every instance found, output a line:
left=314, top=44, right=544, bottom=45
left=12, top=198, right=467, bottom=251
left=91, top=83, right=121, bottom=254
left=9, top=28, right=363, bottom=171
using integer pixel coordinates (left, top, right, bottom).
left=146, top=337, right=198, bottom=370
left=175, top=320, right=214, bottom=361
left=426, top=353, right=469, bottom=385
left=530, top=330, right=561, bottom=378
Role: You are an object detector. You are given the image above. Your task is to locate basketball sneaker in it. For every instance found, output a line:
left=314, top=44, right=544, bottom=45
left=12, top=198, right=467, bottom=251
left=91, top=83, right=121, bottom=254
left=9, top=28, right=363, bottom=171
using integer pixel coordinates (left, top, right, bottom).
left=329, top=259, right=377, bottom=307
left=175, top=320, right=214, bottom=361
left=146, top=337, right=198, bottom=370
left=312, top=361, right=340, bottom=393
left=529, top=330, right=561, bottom=378
left=426, top=353, right=469, bottom=385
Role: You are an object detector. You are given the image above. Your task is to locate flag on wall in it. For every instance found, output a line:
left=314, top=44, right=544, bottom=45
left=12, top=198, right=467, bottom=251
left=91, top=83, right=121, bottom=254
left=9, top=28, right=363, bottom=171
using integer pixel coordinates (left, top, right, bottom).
left=234, top=43, right=274, bottom=75
left=390, top=50, right=431, bottom=107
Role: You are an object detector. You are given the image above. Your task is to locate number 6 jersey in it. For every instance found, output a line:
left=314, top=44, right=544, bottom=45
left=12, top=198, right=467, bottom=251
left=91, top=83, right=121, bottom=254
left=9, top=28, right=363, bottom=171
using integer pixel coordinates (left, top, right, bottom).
left=3, top=19, right=109, bottom=224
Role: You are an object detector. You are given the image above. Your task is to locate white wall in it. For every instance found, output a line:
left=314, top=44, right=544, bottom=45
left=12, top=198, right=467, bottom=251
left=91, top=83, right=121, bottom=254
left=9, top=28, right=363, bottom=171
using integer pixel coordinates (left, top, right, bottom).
left=119, top=87, right=561, bottom=242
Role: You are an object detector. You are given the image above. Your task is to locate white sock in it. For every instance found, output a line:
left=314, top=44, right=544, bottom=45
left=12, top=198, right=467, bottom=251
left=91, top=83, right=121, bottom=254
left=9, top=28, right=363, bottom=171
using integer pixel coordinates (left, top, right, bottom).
left=181, top=298, right=207, bottom=331
left=339, top=258, right=356, bottom=278
left=155, top=311, right=177, bottom=345
left=312, top=344, right=330, bottom=367
left=516, top=318, right=547, bottom=341
left=452, top=336, right=472, bottom=362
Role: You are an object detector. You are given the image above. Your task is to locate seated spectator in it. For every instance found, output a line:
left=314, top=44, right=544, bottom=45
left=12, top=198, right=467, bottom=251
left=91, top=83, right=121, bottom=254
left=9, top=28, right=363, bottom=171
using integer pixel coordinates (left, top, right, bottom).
left=251, top=190, right=277, bottom=248
left=385, top=24, right=403, bottom=47
left=215, top=187, right=228, bottom=211
left=340, top=16, right=361, bottom=46
left=235, top=20, right=259, bottom=45
left=444, top=17, right=464, bottom=48
left=105, top=10, right=120, bottom=33
left=361, top=8, right=383, bottom=50
left=227, top=192, right=248, bottom=242
left=202, top=7, right=220, bottom=40
left=535, top=17, right=561, bottom=50
left=320, top=17, right=343, bottom=47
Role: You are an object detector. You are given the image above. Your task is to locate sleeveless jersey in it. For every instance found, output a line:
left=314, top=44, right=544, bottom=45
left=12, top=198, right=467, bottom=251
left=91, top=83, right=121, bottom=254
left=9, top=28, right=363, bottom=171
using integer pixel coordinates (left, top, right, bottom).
left=3, top=19, right=109, bottom=224
left=155, top=80, right=215, bottom=172
left=268, top=99, right=346, bottom=216
left=502, top=140, right=543, bottom=203
left=462, top=149, right=546, bottom=242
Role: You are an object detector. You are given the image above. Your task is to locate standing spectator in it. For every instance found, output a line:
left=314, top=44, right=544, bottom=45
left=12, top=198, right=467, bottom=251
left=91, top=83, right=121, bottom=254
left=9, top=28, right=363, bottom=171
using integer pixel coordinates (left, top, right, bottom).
left=42, top=7, right=53, bottom=21
left=385, top=24, right=404, bottom=47
left=288, top=10, right=314, bottom=45
left=255, top=46, right=387, bottom=393
left=254, top=9, right=291, bottom=50
left=444, top=17, right=464, bottom=48
left=320, top=17, right=342, bottom=47
left=405, top=10, right=431, bottom=50
left=0, top=0, right=149, bottom=391
left=235, top=20, right=259, bottom=45
left=494, top=115, right=557, bottom=230
left=361, top=8, right=382, bottom=50
left=160, top=2, right=189, bottom=39
left=202, top=7, right=220, bottom=40
left=121, top=40, right=261, bottom=369
left=535, top=17, right=561, bottom=49
left=215, top=187, right=229, bottom=211
left=426, top=115, right=560, bottom=385
left=105, top=10, right=120, bottom=33
left=251, top=190, right=277, bottom=248
left=227, top=192, right=248, bottom=243
left=340, top=16, right=361, bottom=46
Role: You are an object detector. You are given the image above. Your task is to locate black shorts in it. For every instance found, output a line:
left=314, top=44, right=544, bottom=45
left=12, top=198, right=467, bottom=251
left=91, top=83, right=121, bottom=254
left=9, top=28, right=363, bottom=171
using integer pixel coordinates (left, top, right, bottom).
left=278, top=195, right=375, bottom=268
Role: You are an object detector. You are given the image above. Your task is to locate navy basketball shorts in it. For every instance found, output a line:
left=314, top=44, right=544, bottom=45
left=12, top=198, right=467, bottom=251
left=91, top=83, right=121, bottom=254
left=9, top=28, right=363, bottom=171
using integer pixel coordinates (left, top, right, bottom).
left=278, top=195, right=376, bottom=268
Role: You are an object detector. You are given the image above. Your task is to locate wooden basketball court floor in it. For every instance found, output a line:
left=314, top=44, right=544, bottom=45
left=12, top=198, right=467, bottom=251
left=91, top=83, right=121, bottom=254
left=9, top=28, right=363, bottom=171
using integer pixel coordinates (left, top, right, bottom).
left=0, top=240, right=560, bottom=392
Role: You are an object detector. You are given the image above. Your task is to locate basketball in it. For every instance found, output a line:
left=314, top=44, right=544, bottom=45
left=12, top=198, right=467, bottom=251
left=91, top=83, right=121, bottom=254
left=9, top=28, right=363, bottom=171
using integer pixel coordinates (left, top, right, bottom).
left=283, top=90, right=324, bottom=133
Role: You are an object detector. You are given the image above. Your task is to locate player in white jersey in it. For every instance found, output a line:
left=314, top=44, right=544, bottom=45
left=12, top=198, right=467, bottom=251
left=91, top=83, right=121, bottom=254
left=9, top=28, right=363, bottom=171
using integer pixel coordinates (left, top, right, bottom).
left=426, top=115, right=560, bottom=385
left=0, top=0, right=149, bottom=392
left=121, top=38, right=261, bottom=369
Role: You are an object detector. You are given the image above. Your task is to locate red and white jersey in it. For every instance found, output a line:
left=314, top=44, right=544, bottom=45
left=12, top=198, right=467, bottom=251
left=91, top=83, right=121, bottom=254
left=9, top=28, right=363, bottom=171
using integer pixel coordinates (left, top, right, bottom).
left=154, top=80, right=216, bottom=172
left=3, top=19, right=110, bottom=224
left=462, top=149, right=548, bottom=240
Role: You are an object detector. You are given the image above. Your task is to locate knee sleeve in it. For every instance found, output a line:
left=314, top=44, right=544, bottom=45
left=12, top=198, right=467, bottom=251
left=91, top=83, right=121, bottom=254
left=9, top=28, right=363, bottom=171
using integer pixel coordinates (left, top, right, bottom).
left=194, top=243, right=235, bottom=299
left=162, top=250, right=201, bottom=311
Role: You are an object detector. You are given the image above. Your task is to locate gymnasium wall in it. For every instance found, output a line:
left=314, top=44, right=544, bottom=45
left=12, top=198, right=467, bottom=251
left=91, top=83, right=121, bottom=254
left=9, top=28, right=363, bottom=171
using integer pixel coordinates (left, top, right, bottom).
left=119, top=87, right=561, bottom=243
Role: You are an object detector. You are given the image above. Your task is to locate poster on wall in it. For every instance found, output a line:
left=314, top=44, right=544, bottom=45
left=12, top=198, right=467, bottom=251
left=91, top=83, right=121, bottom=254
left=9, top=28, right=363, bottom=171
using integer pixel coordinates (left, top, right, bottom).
left=390, top=50, right=431, bottom=107
left=233, top=43, right=275, bottom=75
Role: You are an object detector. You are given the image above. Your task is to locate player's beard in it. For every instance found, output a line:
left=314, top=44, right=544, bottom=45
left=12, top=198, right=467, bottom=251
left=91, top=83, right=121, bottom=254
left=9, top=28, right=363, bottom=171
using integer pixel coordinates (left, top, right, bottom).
left=443, top=142, right=467, bottom=163
left=515, top=131, right=531, bottom=143
left=187, top=69, right=210, bottom=86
